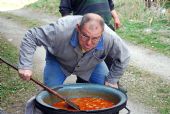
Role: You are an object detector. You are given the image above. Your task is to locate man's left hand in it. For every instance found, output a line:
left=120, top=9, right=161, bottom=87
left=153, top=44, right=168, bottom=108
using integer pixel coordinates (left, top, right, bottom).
left=105, top=81, right=118, bottom=88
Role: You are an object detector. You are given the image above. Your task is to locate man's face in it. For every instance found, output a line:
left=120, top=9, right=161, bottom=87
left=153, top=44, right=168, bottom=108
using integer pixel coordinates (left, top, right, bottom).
left=77, top=22, right=103, bottom=52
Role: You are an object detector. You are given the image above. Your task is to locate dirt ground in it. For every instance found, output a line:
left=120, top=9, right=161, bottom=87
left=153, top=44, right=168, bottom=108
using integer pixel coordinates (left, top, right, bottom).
left=0, top=0, right=38, bottom=11
left=1, top=5, right=170, bottom=114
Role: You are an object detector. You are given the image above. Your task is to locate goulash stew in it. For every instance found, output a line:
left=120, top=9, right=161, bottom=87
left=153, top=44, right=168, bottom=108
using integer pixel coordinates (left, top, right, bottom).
left=52, top=97, right=115, bottom=111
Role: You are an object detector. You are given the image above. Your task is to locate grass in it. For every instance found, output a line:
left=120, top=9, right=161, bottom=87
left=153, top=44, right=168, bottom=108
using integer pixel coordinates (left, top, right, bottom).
left=0, top=8, right=44, bottom=113
left=116, top=0, right=170, bottom=56
left=0, top=34, right=37, bottom=113
left=27, top=0, right=61, bottom=16
left=120, top=64, right=170, bottom=114
left=0, top=12, right=42, bottom=28
left=117, top=19, right=170, bottom=56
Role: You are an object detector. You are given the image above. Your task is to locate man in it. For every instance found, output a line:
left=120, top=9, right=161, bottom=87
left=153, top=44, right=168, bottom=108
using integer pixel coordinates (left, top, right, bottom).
left=59, top=0, right=121, bottom=30
left=18, top=13, right=130, bottom=88
left=59, top=0, right=121, bottom=72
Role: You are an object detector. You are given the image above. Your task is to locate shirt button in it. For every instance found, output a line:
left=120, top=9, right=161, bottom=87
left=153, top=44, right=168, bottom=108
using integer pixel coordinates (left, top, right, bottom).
left=77, top=65, right=80, bottom=68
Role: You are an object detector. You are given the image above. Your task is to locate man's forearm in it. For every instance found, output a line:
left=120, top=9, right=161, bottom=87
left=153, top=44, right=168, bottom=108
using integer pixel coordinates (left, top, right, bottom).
left=111, top=10, right=121, bottom=29
left=111, top=10, right=119, bottom=19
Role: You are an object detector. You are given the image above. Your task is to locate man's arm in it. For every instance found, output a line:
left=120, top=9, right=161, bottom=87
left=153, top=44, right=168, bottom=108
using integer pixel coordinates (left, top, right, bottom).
left=59, top=0, right=72, bottom=16
left=108, top=0, right=121, bottom=29
left=18, top=24, right=56, bottom=80
left=111, top=10, right=121, bottom=29
left=105, top=32, right=130, bottom=88
left=108, top=0, right=114, bottom=10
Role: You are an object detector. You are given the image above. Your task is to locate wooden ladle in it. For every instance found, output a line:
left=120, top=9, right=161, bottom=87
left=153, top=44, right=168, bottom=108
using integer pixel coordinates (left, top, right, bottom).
left=0, top=57, right=80, bottom=110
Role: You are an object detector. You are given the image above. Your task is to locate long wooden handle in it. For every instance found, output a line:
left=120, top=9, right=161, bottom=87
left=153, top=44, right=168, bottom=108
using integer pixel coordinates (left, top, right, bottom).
left=30, top=78, right=65, bottom=100
left=0, top=57, right=80, bottom=110
left=0, top=57, right=65, bottom=100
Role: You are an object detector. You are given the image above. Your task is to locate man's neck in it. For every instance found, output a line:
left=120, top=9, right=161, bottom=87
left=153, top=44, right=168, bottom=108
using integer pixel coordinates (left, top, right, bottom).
left=78, top=44, right=85, bottom=53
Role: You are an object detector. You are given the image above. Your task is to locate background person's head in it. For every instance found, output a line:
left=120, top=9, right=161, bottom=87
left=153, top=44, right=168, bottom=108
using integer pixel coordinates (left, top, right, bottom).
left=77, top=13, right=104, bottom=52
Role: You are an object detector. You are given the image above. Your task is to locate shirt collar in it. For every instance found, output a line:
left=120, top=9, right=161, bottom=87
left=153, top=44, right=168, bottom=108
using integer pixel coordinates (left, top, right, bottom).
left=70, top=29, right=104, bottom=50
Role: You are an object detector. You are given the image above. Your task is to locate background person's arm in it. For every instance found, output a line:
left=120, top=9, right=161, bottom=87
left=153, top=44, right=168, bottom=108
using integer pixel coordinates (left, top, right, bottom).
left=108, top=0, right=121, bottom=29
left=111, top=10, right=121, bottom=29
left=59, top=0, right=72, bottom=16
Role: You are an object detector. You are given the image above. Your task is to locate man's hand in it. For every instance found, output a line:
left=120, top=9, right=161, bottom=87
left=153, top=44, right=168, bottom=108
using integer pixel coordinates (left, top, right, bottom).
left=18, top=69, right=32, bottom=81
left=114, top=17, right=121, bottom=29
left=111, top=10, right=121, bottom=29
left=105, top=81, right=118, bottom=88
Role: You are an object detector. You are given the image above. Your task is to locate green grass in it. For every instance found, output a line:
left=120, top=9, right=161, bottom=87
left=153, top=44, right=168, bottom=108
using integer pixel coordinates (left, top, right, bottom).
left=115, top=0, right=170, bottom=56
left=0, top=10, right=44, bottom=113
left=121, top=65, right=170, bottom=114
left=0, top=34, right=37, bottom=112
left=0, top=12, right=42, bottom=28
left=27, top=0, right=61, bottom=16
left=162, top=0, right=170, bottom=8
left=117, top=19, right=170, bottom=56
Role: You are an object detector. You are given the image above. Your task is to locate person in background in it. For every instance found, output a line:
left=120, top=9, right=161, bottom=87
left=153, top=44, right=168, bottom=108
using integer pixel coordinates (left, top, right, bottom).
left=59, top=0, right=121, bottom=30
left=18, top=13, right=130, bottom=89
left=59, top=0, right=122, bottom=83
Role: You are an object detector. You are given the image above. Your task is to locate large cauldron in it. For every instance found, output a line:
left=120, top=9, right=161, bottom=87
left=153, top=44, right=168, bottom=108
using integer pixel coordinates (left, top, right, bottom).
left=35, top=83, right=127, bottom=114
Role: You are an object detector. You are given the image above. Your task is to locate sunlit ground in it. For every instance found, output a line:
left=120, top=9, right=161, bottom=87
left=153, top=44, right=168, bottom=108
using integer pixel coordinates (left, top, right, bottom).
left=0, top=0, right=38, bottom=11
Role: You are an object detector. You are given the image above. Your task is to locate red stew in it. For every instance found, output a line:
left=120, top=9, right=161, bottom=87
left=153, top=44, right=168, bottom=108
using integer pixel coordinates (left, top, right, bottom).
left=52, top=97, right=114, bottom=111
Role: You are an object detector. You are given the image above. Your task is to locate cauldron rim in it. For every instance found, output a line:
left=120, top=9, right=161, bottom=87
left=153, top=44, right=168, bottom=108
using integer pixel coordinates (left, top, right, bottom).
left=35, top=83, right=127, bottom=113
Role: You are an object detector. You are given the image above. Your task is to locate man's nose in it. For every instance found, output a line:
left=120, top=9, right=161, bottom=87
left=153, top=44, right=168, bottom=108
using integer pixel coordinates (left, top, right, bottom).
left=86, top=38, right=93, bottom=45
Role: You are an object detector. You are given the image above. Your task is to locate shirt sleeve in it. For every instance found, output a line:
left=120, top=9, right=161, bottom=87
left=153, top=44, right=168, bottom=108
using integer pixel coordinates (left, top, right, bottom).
left=105, top=31, right=130, bottom=84
left=18, top=16, right=82, bottom=70
left=108, top=0, right=115, bottom=10
left=59, top=0, right=72, bottom=16
left=18, top=24, right=57, bottom=70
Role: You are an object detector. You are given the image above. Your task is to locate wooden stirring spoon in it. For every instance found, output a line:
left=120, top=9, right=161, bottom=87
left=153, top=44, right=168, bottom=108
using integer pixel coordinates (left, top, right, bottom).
left=0, top=57, right=80, bottom=110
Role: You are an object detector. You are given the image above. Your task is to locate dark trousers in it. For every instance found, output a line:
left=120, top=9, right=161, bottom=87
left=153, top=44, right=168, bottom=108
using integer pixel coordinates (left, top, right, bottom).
left=104, top=55, right=113, bottom=70
left=76, top=56, right=113, bottom=83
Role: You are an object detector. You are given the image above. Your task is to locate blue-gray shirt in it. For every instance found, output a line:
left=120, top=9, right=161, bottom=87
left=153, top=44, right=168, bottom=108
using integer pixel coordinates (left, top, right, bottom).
left=18, top=15, right=130, bottom=83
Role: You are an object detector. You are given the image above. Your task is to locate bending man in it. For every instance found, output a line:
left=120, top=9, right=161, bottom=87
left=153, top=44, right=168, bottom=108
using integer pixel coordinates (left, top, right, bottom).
left=18, top=13, right=130, bottom=88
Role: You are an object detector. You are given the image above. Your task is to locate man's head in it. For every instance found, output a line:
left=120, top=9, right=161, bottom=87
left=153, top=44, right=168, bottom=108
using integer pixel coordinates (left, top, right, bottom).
left=77, top=13, right=104, bottom=52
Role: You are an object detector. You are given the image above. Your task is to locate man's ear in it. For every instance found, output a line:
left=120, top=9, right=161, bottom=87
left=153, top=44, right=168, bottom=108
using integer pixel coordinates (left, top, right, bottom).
left=76, top=24, right=80, bottom=31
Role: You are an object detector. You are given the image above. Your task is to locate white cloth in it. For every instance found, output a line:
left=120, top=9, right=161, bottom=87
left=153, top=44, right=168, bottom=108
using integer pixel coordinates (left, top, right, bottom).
left=25, top=96, right=43, bottom=114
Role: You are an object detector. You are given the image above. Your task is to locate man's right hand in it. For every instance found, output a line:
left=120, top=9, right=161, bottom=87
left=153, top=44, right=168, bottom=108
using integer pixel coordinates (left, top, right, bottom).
left=18, top=69, right=32, bottom=81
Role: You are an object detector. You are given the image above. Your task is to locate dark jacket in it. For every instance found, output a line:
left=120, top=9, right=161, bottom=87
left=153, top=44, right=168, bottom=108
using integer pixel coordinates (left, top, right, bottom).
left=59, top=0, right=115, bottom=30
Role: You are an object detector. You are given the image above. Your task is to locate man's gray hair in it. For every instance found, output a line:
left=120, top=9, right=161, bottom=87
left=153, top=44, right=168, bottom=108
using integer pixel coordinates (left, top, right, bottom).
left=79, top=13, right=104, bottom=31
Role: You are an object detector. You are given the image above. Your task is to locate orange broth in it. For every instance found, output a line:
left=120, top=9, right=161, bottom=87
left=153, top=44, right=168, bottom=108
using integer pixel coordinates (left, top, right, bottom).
left=52, top=97, right=114, bottom=111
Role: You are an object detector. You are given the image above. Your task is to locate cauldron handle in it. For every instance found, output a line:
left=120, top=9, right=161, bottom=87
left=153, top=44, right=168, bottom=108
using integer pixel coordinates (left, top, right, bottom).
left=125, top=106, right=131, bottom=114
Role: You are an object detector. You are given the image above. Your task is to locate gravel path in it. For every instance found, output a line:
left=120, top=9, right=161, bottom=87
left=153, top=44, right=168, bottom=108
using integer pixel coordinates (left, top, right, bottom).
left=1, top=8, right=169, bottom=114
left=128, top=42, right=170, bottom=81
left=0, top=17, right=45, bottom=76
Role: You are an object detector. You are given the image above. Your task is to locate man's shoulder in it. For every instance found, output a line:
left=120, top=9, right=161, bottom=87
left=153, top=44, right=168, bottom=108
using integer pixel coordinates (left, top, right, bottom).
left=53, top=15, right=82, bottom=31
left=103, top=25, right=117, bottom=37
left=103, top=24, right=123, bottom=42
left=55, top=15, right=82, bottom=28
left=58, top=15, right=82, bottom=23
